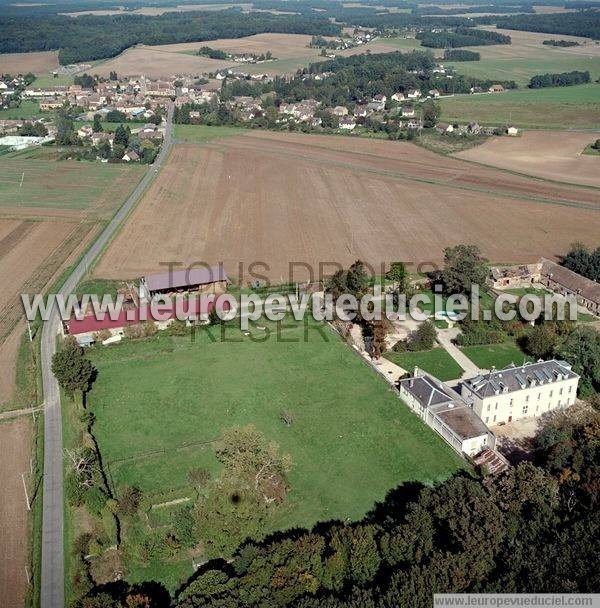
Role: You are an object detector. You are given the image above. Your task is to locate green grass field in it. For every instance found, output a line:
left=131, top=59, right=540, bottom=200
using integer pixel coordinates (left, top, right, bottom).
left=0, top=100, right=47, bottom=120
left=445, top=55, right=600, bottom=87
left=87, top=319, right=464, bottom=587
left=0, top=147, right=145, bottom=211
left=439, top=84, right=600, bottom=129
left=461, top=340, right=531, bottom=369
left=174, top=123, right=247, bottom=143
left=384, top=347, right=464, bottom=381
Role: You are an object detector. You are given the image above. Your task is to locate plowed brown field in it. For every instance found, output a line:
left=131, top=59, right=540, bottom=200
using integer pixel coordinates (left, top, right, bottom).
left=455, top=130, right=600, bottom=188
left=0, top=417, right=32, bottom=608
left=95, top=131, right=600, bottom=283
left=0, top=51, right=59, bottom=75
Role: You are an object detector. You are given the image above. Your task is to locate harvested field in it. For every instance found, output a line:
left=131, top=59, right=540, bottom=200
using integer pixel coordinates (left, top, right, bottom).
left=95, top=130, right=600, bottom=283
left=0, top=148, right=145, bottom=397
left=0, top=148, right=145, bottom=216
left=0, top=218, right=96, bottom=343
left=455, top=130, right=600, bottom=188
left=107, top=34, right=397, bottom=77
left=0, top=417, right=32, bottom=608
left=0, top=325, right=23, bottom=407
left=93, top=46, right=235, bottom=79
left=61, top=3, right=250, bottom=16
left=0, top=50, right=59, bottom=76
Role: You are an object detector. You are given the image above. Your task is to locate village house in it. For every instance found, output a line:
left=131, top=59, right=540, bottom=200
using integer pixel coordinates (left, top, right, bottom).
left=339, top=116, right=356, bottom=130
left=489, top=84, right=505, bottom=93
left=406, top=89, right=421, bottom=99
left=368, top=97, right=385, bottom=111
left=506, top=125, right=519, bottom=136
left=39, top=100, right=64, bottom=111
left=122, top=149, right=140, bottom=162
left=462, top=360, right=579, bottom=425
left=91, top=132, right=114, bottom=147
left=391, top=91, right=405, bottom=102
left=330, top=105, right=349, bottom=116
left=467, top=122, right=481, bottom=135
left=401, top=106, right=415, bottom=117
left=398, top=369, right=494, bottom=456
left=353, top=104, right=368, bottom=118
left=436, top=122, right=454, bottom=135
left=428, top=89, right=440, bottom=98
left=77, top=125, right=93, bottom=139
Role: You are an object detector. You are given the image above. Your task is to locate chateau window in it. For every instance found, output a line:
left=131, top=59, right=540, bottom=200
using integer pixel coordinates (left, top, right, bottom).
left=523, top=405, right=528, bottom=414
left=560, top=388, right=563, bottom=395
left=537, top=393, right=541, bottom=400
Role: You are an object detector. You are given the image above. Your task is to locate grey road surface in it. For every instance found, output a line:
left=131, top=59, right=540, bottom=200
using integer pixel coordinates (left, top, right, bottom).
left=40, top=105, right=174, bottom=608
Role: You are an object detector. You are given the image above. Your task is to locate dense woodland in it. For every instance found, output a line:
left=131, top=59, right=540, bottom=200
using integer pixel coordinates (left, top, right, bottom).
left=0, top=10, right=340, bottom=64
left=561, top=242, right=600, bottom=282
left=416, top=27, right=511, bottom=48
left=73, top=407, right=600, bottom=608
left=482, top=10, right=600, bottom=39
left=528, top=70, right=590, bottom=88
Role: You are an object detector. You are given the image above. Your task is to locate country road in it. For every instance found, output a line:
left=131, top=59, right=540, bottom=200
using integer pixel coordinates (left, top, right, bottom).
left=40, top=104, right=174, bottom=608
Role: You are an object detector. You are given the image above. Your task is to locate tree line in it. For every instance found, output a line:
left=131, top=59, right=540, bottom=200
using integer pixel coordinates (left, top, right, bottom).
left=561, top=242, right=600, bottom=282
left=528, top=70, right=590, bottom=88
left=0, top=10, right=340, bottom=64
left=479, top=10, right=600, bottom=39
left=443, top=49, right=480, bottom=61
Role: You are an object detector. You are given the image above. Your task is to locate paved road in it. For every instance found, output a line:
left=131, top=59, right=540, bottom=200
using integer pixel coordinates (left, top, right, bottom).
left=40, top=105, right=174, bottom=608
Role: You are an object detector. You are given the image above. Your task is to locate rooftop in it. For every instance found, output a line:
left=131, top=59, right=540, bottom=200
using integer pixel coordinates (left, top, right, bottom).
left=144, top=264, right=228, bottom=292
left=464, top=359, right=578, bottom=399
left=399, top=372, right=489, bottom=440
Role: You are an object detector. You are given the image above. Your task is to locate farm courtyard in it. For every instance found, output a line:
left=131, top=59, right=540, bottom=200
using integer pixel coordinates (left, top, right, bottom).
left=84, top=319, right=465, bottom=590
left=94, top=128, right=600, bottom=283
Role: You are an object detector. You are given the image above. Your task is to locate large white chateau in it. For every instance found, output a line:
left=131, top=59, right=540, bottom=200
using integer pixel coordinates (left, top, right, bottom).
left=461, top=359, right=579, bottom=426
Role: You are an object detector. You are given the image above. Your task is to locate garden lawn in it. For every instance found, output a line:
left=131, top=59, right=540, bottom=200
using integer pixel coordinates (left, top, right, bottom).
left=461, top=340, right=531, bottom=370
left=384, top=347, right=464, bottom=381
left=87, top=319, right=464, bottom=584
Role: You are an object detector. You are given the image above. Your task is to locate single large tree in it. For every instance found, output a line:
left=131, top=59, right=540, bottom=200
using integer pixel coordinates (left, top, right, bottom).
left=51, top=337, right=96, bottom=399
left=557, top=326, right=600, bottom=395
left=442, top=244, right=489, bottom=295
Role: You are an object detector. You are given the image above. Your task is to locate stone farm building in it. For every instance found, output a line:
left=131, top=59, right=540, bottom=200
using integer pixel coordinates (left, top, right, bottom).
left=489, top=258, right=600, bottom=315
left=140, top=264, right=229, bottom=298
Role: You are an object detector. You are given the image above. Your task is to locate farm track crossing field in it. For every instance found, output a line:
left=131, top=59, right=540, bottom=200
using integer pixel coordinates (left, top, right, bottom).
left=0, top=417, right=32, bottom=608
left=88, top=321, right=465, bottom=588
left=455, top=130, right=600, bottom=188
left=95, top=129, right=600, bottom=282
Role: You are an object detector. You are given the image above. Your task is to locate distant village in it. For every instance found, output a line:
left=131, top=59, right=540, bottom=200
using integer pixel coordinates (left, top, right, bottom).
left=0, top=55, right=519, bottom=160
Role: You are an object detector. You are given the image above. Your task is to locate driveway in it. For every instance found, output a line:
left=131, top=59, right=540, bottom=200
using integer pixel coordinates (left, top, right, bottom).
left=435, top=326, right=483, bottom=379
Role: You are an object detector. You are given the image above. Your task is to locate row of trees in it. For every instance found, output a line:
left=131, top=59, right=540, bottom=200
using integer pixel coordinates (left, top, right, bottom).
left=443, top=49, right=480, bottom=61
left=75, top=406, right=600, bottom=607
left=416, top=27, right=511, bottom=48
left=528, top=70, right=590, bottom=88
